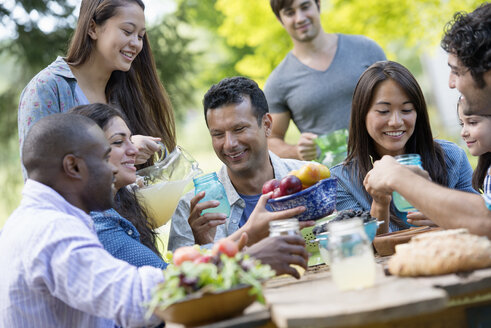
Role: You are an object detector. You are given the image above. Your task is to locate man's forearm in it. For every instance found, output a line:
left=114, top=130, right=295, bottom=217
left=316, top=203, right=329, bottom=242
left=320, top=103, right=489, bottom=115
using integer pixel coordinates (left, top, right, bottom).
left=268, top=137, right=300, bottom=159
left=390, top=169, right=491, bottom=238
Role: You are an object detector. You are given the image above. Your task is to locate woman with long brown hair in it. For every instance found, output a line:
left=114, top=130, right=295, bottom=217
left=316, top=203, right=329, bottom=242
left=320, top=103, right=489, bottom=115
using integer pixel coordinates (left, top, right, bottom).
left=70, top=103, right=166, bottom=268
left=331, top=61, right=476, bottom=233
left=18, top=0, right=176, bottom=168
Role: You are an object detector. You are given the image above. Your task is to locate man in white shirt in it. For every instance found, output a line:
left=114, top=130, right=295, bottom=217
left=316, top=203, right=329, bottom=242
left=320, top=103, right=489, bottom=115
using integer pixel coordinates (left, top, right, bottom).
left=0, top=114, right=165, bottom=327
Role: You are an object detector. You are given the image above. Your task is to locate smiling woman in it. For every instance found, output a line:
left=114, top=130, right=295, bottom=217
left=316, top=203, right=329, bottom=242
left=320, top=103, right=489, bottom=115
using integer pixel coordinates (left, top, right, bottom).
left=330, top=61, right=477, bottom=234
left=69, top=103, right=167, bottom=269
left=18, top=0, right=176, bottom=178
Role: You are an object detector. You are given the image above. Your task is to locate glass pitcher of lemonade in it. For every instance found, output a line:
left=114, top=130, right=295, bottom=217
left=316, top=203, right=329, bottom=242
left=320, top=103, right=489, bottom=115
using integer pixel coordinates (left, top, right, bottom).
left=132, top=145, right=202, bottom=227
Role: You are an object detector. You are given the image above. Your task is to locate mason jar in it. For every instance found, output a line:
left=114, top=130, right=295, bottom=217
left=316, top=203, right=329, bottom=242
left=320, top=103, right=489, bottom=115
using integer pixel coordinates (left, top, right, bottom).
left=269, top=218, right=300, bottom=237
left=193, top=172, right=230, bottom=217
left=269, top=218, right=305, bottom=276
left=328, top=218, right=376, bottom=291
left=392, top=154, right=423, bottom=212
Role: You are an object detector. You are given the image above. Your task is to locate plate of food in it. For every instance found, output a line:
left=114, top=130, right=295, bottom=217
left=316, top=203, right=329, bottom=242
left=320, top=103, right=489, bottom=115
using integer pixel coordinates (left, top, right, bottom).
left=148, top=239, right=275, bottom=327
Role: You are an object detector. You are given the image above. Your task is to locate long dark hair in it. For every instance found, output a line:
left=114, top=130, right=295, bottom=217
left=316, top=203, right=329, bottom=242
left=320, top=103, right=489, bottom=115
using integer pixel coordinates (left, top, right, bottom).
left=346, top=61, right=447, bottom=228
left=69, top=103, right=162, bottom=259
left=66, top=0, right=176, bottom=155
left=474, top=153, right=491, bottom=191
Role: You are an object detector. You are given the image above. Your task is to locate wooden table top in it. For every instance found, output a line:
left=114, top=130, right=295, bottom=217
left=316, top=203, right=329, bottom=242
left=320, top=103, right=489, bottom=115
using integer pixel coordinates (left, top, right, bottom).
left=167, top=260, right=491, bottom=328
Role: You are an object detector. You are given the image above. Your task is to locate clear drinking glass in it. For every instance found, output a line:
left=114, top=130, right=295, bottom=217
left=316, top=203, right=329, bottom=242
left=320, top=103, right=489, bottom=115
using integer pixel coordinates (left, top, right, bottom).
left=392, top=154, right=423, bottom=212
left=314, top=128, right=348, bottom=167
left=269, top=218, right=305, bottom=276
left=328, top=218, right=376, bottom=291
left=193, top=172, right=230, bottom=217
left=269, top=218, right=300, bottom=237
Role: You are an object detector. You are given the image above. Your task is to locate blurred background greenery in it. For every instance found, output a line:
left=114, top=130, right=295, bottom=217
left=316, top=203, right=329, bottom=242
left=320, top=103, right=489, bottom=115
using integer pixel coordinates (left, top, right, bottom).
left=0, top=0, right=482, bottom=227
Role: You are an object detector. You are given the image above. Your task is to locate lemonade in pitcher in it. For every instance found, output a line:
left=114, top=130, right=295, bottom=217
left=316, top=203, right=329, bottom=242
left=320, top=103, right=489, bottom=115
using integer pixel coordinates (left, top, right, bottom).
left=137, top=179, right=191, bottom=227
left=132, top=145, right=202, bottom=227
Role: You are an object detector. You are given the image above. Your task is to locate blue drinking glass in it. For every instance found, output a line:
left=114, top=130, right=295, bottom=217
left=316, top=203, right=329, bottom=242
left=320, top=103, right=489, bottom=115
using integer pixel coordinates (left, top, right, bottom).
left=392, top=154, right=423, bottom=212
left=193, top=172, right=231, bottom=217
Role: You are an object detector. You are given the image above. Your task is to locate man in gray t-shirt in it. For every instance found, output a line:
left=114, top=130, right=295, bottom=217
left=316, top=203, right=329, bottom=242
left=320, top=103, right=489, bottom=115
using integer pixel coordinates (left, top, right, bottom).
left=265, top=0, right=386, bottom=161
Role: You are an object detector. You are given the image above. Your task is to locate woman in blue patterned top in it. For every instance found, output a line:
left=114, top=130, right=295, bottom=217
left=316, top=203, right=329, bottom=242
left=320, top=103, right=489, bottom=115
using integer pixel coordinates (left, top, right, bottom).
left=331, top=61, right=476, bottom=234
left=18, top=0, right=176, bottom=177
left=70, top=103, right=166, bottom=269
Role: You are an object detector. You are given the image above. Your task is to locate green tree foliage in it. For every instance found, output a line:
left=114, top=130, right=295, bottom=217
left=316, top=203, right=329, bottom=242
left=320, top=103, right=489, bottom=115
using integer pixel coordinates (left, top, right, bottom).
left=214, top=0, right=484, bottom=85
left=174, top=0, right=255, bottom=89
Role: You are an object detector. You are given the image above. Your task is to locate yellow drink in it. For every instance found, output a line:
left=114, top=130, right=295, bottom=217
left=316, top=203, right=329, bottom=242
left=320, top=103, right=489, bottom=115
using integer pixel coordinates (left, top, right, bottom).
left=137, top=179, right=190, bottom=227
left=330, top=251, right=376, bottom=291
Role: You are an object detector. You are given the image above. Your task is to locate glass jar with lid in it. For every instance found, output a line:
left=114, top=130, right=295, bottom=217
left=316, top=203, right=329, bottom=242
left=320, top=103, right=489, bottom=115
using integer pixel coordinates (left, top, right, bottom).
left=328, top=218, right=376, bottom=291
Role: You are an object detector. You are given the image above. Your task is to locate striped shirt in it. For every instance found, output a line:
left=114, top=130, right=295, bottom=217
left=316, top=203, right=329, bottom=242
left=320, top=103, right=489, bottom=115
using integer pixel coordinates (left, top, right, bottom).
left=0, top=180, right=164, bottom=327
left=483, top=166, right=491, bottom=210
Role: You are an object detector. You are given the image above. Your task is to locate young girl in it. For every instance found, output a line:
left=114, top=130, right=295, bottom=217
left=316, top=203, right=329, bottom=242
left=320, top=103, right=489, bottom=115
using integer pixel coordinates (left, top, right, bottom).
left=331, top=61, right=476, bottom=234
left=18, top=0, right=176, bottom=170
left=458, top=96, right=491, bottom=197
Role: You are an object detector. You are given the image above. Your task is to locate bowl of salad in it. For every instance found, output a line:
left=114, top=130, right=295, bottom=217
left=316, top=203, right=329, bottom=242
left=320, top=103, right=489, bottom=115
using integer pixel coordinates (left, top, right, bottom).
left=148, top=240, right=275, bottom=326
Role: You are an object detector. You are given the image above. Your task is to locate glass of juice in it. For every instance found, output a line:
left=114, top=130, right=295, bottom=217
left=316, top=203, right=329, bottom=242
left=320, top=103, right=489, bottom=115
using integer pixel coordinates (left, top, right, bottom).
left=328, top=218, right=376, bottom=291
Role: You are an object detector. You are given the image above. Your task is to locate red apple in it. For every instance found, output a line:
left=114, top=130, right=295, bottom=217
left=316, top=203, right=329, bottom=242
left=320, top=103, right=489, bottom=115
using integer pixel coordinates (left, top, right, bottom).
left=272, top=187, right=283, bottom=199
left=262, top=179, right=280, bottom=194
left=279, top=175, right=303, bottom=196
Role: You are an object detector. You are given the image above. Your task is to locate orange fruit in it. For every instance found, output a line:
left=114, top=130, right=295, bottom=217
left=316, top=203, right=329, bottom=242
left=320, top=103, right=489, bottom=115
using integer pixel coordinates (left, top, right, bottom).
left=297, top=163, right=320, bottom=187
left=288, top=170, right=299, bottom=177
left=315, top=163, right=331, bottom=180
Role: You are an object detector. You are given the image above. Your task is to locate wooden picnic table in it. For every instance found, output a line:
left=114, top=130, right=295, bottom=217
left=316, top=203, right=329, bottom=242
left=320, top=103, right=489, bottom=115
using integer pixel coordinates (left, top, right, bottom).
left=168, top=257, right=491, bottom=328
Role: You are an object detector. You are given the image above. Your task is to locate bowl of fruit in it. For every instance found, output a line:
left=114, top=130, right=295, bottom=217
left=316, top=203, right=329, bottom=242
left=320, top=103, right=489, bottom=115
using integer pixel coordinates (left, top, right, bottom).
left=264, top=163, right=337, bottom=222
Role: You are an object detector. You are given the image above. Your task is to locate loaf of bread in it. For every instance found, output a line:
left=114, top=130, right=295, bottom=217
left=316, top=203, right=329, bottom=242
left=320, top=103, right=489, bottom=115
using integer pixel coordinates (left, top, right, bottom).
left=388, top=229, right=491, bottom=276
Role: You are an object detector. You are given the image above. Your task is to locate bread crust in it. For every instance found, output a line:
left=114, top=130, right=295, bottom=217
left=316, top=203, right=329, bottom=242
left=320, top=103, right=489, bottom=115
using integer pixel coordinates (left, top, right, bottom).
left=388, top=229, right=491, bottom=276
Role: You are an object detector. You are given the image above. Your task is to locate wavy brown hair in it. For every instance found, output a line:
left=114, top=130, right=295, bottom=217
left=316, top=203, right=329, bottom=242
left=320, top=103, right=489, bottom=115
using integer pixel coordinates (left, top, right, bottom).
left=346, top=61, right=447, bottom=228
left=66, top=0, right=176, bottom=155
left=441, top=3, right=491, bottom=88
left=69, top=103, right=162, bottom=259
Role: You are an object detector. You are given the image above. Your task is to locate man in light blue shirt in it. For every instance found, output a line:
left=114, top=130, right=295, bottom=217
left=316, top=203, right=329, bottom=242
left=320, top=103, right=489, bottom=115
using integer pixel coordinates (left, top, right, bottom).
left=169, top=77, right=314, bottom=255
left=0, top=114, right=164, bottom=327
